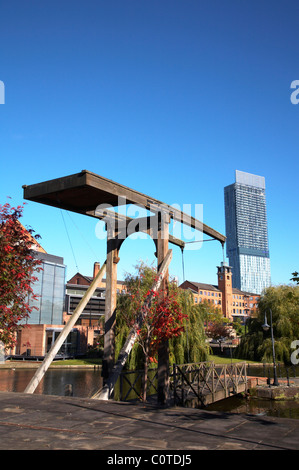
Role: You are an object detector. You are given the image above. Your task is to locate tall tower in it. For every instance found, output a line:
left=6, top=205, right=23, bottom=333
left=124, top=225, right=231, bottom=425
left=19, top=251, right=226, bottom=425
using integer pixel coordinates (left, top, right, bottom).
left=224, top=170, right=271, bottom=295
left=217, top=262, right=233, bottom=319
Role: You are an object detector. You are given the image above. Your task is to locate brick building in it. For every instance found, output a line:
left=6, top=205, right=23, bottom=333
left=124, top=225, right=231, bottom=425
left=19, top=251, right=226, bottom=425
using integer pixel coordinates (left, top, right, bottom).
left=9, top=256, right=126, bottom=359
left=179, top=262, right=259, bottom=322
left=64, top=262, right=127, bottom=353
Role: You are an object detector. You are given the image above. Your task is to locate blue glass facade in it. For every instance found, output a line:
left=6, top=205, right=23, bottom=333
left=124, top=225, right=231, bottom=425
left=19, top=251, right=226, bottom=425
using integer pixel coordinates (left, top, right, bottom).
left=26, top=252, right=66, bottom=325
left=224, top=170, right=271, bottom=295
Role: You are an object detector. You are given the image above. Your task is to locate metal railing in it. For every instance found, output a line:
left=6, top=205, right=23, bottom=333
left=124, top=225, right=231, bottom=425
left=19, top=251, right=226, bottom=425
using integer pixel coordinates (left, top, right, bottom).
left=117, top=368, right=158, bottom=401
left=116, top=361, right=248, bottom=406
left=172, top=362, right=247, bottom=406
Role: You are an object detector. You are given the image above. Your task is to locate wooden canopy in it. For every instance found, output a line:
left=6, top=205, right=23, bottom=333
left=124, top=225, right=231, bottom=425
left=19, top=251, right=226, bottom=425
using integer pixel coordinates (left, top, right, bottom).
left=23, top=170, right=225, bottom=244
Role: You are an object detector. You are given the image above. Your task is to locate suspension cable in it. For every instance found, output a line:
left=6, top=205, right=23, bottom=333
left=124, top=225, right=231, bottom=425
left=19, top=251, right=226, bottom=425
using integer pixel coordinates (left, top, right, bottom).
left=60, top=209, right=79, bottom=272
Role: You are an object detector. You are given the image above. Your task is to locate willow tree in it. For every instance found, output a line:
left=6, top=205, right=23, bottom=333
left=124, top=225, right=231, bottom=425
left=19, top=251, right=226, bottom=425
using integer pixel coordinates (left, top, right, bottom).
left=115, top=262, right=187, bottom=401
left=116, top=264, right=210, bottom=368
left=236, top=284, right=299, bottom=364
left=169, top=290, right=211, bottom=365
left=115, top=262, right=210, bottom=400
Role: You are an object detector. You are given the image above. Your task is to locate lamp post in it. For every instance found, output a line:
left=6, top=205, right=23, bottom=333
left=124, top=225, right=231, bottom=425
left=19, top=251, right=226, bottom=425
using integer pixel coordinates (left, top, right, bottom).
left=262, top=309, right=279, bottom=386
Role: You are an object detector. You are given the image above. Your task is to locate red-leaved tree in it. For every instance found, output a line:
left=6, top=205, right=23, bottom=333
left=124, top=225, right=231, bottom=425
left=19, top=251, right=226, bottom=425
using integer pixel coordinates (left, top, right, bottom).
left=117, top=262, right=187, bottom=401
left=0, top=202, right=42, bottom=348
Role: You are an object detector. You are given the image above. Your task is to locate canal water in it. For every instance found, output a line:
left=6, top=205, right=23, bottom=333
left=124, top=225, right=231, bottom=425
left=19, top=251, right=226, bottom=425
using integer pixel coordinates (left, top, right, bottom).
left=205, top=363, right=299, bottom=419
left=0, top=368, right=103, bottom=399
left=205, top=395, right=299, bottom=419
left=1, top=367, right=299, bottom=419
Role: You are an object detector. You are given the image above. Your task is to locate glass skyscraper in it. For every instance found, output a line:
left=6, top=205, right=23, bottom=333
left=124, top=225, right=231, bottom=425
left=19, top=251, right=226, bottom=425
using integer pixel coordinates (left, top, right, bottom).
left=224, top=170, right=271, bottom=295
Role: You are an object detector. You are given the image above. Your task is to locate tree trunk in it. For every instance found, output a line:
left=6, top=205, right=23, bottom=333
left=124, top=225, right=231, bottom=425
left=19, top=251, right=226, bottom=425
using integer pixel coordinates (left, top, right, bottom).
left=142, top=339, right=149, bottom=402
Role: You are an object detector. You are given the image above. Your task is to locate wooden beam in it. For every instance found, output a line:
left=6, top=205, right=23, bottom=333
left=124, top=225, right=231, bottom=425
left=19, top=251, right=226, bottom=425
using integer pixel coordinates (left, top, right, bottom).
left=102, top=227, right=119, bottom=381
left=94, top=209, right=185, bottom=249
left=24, top=262, right=107, bottom=394
left=157, top=211, right=170, bottom=405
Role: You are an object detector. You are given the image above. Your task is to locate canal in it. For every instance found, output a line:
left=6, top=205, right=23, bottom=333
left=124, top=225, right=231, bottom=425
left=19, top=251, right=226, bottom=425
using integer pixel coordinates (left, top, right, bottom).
left=1, top=366, right=299, bottom=419
left=0, top=367, right=103, bottom=399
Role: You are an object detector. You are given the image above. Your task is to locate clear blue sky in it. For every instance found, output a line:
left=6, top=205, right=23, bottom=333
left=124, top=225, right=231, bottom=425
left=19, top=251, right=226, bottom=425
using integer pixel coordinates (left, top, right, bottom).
left=1, top=0, right=298, bottom=287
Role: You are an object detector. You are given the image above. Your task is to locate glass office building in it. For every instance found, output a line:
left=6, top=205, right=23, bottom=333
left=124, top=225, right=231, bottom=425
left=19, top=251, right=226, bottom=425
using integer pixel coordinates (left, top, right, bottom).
left=26, top=252, right=66, bottom=325
left=224, top=170, right=271, bottom=294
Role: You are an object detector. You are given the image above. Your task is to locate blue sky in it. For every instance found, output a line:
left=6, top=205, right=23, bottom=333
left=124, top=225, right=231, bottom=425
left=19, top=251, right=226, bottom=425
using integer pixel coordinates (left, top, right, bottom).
left=1, top=0, right=298, bottom=287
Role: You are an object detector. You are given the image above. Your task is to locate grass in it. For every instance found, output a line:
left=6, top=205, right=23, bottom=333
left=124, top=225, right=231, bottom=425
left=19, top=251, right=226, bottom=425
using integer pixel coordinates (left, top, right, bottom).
left=50, top=357, right=102, bottom=366
left=6, top=355, right=258, bottom=367
left=51, top=355, right=259, bottom=367
left=208, top=354, right=259, bottom=364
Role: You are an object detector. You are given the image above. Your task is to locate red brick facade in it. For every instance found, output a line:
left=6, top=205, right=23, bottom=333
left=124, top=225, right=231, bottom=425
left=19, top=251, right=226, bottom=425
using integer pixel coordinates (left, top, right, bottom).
left=179, top=262, right=259, bottom=321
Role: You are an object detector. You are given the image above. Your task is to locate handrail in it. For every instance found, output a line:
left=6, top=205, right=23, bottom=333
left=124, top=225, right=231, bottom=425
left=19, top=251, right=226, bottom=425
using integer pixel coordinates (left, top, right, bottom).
left=172, top=362, right=247, bottom=406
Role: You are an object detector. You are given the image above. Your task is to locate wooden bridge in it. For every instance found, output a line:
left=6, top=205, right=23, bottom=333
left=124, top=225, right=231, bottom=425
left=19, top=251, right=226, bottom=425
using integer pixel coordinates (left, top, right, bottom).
left=117, top=361, right=248, bottom=408
left=172, top=362, right=247, bottom=407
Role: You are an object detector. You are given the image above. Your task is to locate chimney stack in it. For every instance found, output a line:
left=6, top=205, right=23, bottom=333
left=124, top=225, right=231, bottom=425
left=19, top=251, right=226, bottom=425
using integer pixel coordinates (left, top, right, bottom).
left=93, top=262, right=101, bottom=278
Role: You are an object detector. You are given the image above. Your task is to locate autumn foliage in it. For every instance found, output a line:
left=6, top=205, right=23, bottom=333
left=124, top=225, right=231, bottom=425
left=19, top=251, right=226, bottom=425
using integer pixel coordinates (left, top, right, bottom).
left=0, top=202, right=42, bottom=348
left=120, top=264, right=187, bottom=362
left=116, top=262, right=187, bottom=400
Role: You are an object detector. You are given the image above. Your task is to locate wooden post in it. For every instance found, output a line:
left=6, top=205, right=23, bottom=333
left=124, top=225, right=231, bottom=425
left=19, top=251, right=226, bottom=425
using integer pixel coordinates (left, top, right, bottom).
left=24, top=262, right=107, bottom=394
left=157, top=210, right=170, bottom=406
left=102, top=224, right=120, bottom=383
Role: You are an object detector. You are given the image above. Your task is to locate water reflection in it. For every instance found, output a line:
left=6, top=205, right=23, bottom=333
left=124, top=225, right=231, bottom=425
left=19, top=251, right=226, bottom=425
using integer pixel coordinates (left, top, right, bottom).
left=1, top=368, right=299, bottom=420
left=0, top=369, right=103, bottom=398
left=205, top=395, right=299, bottom=420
